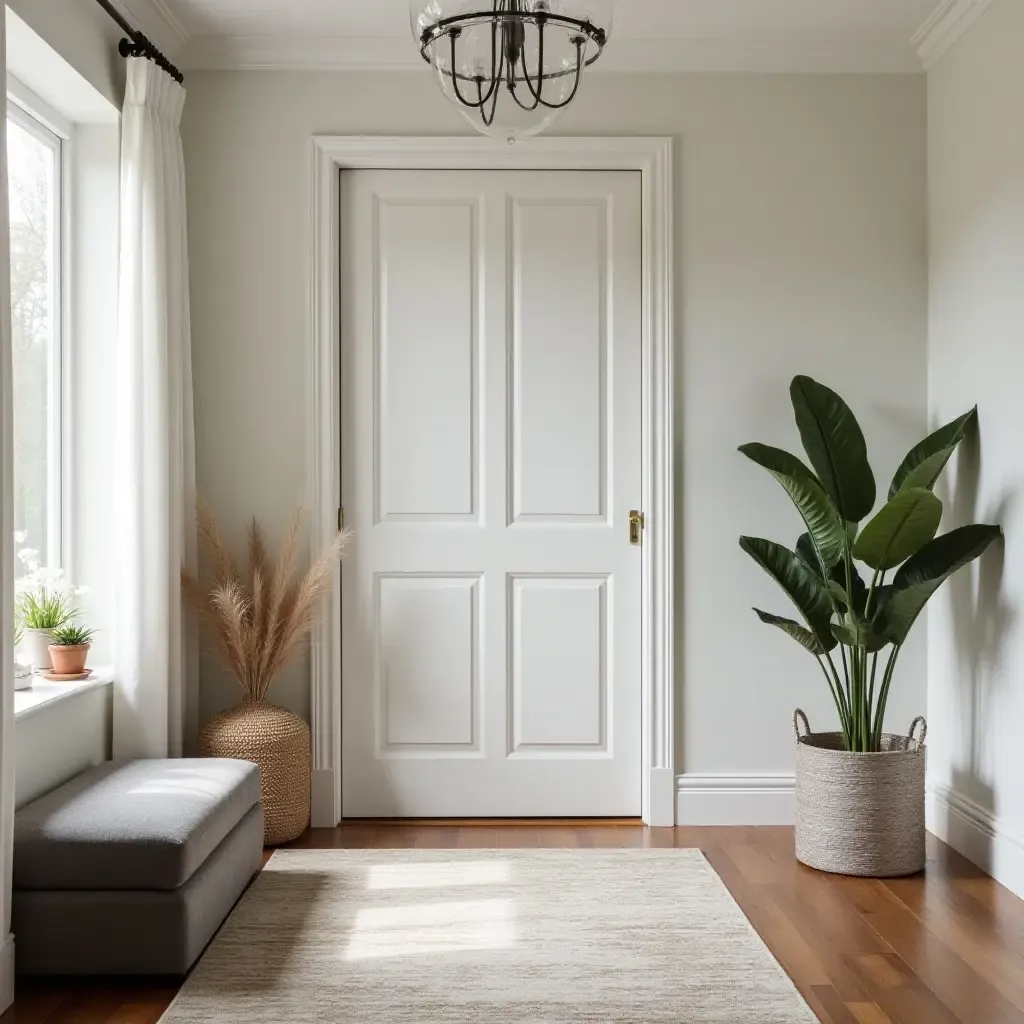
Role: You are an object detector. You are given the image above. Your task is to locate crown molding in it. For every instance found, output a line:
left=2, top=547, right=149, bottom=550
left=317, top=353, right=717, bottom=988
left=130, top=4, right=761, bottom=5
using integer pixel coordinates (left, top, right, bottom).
left=912, top=0, right=995, bottom=68
left=113, top=0, right=190, bottom=57
left=182, top=33, right=923, bottom=74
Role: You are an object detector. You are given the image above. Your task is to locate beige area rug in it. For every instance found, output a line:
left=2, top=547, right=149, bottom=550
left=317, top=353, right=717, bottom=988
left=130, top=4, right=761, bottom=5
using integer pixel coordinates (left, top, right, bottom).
left=160, top=849, right=818, bottom=1023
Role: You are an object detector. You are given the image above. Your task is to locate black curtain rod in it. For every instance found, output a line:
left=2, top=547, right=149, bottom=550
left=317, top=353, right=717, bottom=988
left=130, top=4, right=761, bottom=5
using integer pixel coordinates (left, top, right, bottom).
left=94, top=0, right=184, bottom=83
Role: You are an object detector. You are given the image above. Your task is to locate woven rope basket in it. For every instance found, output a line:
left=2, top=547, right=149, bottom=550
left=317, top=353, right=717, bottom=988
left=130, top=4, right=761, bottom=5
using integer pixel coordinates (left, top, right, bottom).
left=794, top=709, right=927, bottom=878
left=199, top=701, right=310, bottom=846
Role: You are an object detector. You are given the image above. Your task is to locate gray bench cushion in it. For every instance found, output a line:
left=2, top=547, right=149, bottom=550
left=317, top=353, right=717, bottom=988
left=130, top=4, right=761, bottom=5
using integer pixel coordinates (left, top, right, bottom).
left=14, top=758, right=261, bottom=891
left=13, top=803, right=264, bottom=976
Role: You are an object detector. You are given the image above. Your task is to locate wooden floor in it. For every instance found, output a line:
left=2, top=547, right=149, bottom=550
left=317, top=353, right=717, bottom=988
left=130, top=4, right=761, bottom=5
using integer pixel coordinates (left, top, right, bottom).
left=5, top=823, right=1024, bottom=1023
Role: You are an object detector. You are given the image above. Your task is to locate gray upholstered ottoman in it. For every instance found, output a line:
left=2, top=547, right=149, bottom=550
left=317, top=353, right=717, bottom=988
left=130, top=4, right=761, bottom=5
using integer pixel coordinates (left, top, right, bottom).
left=13, top=758, right=263, bottom=975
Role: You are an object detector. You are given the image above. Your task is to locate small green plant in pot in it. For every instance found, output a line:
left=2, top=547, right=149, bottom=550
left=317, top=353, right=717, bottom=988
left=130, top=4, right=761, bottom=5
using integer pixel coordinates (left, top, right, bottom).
left=739, top=376, right=1001, bottom=876
left=14, top=539, right=86, bottom=672
left=16, top=586, right=78, bottom=673
left=48, top=624, right=96, bottom=677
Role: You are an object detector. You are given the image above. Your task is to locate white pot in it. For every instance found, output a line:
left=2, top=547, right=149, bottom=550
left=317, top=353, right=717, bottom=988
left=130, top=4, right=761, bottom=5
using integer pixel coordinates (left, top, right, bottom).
left=22, top=628, right=55, bottom=672
left=13, top=660, right=32, bottom=690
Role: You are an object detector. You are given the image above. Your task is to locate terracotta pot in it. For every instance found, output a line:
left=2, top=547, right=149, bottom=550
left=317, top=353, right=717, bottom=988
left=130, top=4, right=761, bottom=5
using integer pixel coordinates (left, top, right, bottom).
left=48, top=643, right=91, bottom=676
left=23, top=628, right=54, bottom=671
left=199, top=700, right=310, bottom=846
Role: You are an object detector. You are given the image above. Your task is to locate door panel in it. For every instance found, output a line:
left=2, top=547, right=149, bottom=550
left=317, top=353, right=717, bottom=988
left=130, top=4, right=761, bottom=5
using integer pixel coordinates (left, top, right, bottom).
left=377, top=574, right=481, bottom=753
left=509, top=574, right=608, bottom=754
left=342, top=169, right=641, bottom=817
left=375, top=199, right=480, bottom=522
left=511, top=199, right=607, bottom=522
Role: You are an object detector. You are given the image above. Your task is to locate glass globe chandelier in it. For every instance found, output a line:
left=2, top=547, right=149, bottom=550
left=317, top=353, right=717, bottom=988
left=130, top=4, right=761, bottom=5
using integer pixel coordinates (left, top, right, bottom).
left=410, top=0, right=612, bottom=142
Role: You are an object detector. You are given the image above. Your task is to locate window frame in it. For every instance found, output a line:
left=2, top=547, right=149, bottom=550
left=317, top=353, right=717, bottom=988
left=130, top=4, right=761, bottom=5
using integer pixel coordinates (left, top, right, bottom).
left=6, top=77, right=72, bottom=572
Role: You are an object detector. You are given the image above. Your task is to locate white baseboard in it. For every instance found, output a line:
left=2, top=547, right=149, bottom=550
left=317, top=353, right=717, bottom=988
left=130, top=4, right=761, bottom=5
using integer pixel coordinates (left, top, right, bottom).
left=309, top=769, right=339, bottom=829
left=676, top=773, right=795, bottom=826
left=0, top=933, right=14, bottom=1014
left=647, top=767, right=676, bottom=827
left=927, top=779, right=1024, bottom=899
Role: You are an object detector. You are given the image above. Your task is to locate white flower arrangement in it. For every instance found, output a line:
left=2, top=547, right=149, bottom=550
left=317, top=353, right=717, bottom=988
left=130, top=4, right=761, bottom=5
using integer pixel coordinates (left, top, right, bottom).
left=13, top=535, right=89, bottom=632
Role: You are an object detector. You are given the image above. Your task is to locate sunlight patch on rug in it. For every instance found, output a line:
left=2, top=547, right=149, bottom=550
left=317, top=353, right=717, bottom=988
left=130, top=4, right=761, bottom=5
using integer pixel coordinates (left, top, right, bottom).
left=345, top=897, right=515, bottom=959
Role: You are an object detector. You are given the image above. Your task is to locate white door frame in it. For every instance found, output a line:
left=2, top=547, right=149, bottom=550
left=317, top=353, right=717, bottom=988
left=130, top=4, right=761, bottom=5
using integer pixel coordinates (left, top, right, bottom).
left=308, top=135, right=675, bottom=827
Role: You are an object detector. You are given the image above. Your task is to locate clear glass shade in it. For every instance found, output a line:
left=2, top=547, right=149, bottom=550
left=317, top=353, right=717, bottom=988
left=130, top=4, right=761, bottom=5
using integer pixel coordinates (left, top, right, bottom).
left=411, top=0, right=613, bottom=141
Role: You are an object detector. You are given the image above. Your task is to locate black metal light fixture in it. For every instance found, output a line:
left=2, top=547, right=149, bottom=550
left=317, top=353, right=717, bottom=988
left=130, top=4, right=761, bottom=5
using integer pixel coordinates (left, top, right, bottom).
left=411, top=0, right=613, bottom=141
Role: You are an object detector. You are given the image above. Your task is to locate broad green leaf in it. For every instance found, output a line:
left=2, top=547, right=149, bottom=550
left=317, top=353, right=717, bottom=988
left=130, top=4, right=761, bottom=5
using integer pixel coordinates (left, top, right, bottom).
left=843, top=564, right=869, bottom=615
left=753, top=608, right=826, bottom=656
left=739, top=536, right=836, bottom=650
left=824, top=570, right=868, bottom=611
left=797, top=531, right=868, bottom=614
left=831, top=614, right=890, bottom=653
left=869, top=583, right=895, bottom=629
left=790, top=376, right=876, bottom=523
left=739, top=443, right=845, bottom=568
left=795, top=532, right=819, bottom=572
left=895, top=446, right=958, bottom=495
left=889, top=408, right=977, bottom=500
left=883, top=524, right=1002, bottom=643
left=852, top=488, right=943, bottom=570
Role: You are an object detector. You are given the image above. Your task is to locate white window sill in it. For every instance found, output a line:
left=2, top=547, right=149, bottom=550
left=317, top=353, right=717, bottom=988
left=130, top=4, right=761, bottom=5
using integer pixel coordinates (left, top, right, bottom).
left=14, top=668, right=114, bottom=722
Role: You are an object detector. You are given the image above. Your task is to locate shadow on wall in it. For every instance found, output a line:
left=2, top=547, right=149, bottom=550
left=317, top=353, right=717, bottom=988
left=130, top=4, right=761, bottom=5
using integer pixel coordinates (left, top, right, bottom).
left=943, top=420, right=1015, bottom=862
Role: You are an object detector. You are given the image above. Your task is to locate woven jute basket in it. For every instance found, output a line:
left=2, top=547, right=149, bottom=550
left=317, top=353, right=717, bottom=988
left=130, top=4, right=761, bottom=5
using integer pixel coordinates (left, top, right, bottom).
left=794, top=709, right=927, bottom=878
left=199, top=701, right=310, bottom=846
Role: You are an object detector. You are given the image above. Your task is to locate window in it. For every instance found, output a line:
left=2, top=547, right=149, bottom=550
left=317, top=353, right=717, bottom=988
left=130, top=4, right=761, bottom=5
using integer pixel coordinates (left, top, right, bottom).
left=7, top=100, right=63, bottom=576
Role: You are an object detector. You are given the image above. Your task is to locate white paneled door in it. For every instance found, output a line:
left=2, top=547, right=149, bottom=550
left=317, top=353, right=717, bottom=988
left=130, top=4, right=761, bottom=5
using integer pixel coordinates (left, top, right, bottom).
left=341, top=169, right=642, bottom=817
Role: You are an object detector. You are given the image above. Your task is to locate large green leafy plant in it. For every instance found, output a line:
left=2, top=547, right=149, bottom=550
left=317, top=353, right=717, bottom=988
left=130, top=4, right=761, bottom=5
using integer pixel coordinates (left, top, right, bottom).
left=740, top=376, right=1001, bottom=752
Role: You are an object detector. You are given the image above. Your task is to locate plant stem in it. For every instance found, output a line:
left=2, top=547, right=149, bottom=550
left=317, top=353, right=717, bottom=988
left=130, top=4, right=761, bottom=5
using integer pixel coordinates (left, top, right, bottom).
left=853, top=646, right=859, bottom=749
left=864, top=565, right=881, bottom=620
left=872, top=645, right=901, bottom=747
left=824, top=651, right=851, bottom=727
left=817, top=656, right=851, bottom=747
left=839, top=643, right=851, bottom=719
left=867, top=651, right=879, bottom=743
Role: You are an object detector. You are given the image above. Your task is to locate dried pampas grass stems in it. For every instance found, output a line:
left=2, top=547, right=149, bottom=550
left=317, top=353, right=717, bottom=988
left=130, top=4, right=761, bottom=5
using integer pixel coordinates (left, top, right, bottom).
left=182, top=504, right=351, bottom=702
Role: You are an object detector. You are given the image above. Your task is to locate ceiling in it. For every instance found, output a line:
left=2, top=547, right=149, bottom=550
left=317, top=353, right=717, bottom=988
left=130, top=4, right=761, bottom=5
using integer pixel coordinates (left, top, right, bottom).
left=124, top=0, right=992, bottom=73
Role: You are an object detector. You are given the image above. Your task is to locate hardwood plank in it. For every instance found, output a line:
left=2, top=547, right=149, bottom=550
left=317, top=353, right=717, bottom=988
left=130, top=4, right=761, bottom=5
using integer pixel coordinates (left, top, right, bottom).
left=844, top=951, right=963, bottom=1024
left=342, top=818, right=643, bottom=828
left=3, top=825, right=1022, bottom=1024
left=101, top=1004, right=167, bottom=1024
left=413, top=827, right=461, bottom=849
left=575, top=825, right=648, bottom=848
left=0, top=989, right=63, bottom=1024
left=537, top=826, right=581, bottom=848
left=495, top=826, right=541, bottom=848
left=808, top=984, right=866, bottom=1024
left=456, top=826, right=498, bottom=849
left=711, top=841, right=879, bottom=1009
left=830, top=874, right=1024, bottom=1023
left=847, top=1000, right=894, bottom=1023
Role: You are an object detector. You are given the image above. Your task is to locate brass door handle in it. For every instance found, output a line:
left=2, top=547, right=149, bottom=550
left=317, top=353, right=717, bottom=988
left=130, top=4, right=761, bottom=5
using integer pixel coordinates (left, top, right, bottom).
left=629, top=510, right=644, bottom=545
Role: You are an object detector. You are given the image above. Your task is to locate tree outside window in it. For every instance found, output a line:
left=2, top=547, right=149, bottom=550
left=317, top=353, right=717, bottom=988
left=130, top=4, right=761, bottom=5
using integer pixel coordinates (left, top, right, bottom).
left=7, top=109, right=61, bottom=577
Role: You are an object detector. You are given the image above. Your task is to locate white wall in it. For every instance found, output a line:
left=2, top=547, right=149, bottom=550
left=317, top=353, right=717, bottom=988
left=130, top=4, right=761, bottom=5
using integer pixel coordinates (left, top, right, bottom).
left=15, top=684, right=111, bottom=808
left=70, top=124, right=120, bottom=666
left=182, top=71, right=928, bottom=794
left=5, top=0, right=124, bottom=109
left=927, top=0, right=1024, bottom=896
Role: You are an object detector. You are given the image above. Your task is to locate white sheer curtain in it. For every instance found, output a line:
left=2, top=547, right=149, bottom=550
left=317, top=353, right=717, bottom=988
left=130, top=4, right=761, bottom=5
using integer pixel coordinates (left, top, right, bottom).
left=113, top=57, right=198, bottom=759
left=0, top=17, right=18, bottom=1008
